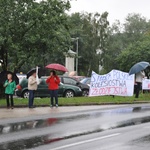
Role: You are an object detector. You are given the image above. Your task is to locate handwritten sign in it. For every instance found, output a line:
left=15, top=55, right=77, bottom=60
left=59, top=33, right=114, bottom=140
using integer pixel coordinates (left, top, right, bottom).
left=142, top=79, right=150, bottom=90
left=89, top=70, right=135, bottom=97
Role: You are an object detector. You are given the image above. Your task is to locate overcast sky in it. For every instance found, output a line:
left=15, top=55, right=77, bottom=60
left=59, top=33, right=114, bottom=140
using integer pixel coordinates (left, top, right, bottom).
left=69, top=0, right=150, bottom=24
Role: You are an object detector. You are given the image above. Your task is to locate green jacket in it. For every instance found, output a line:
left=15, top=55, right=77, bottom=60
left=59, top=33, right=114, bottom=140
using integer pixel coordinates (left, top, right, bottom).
left=4, top=80, right=16, bottom=95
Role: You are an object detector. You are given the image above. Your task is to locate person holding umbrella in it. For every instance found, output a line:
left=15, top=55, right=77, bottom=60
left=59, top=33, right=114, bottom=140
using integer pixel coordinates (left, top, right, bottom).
left=135, top=71, right=145, bottom=98
left=28, top=71, right=37, bottom=108
left=46, top=70, right=60, bottom=107
left=4, top=73, right=16, bottom=109
left=129, top=61, right=149, bottom=98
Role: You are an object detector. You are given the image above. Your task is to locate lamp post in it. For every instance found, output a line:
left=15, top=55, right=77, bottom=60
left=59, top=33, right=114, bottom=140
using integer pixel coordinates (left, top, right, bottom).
left=71, top=37, right=79, bottom=75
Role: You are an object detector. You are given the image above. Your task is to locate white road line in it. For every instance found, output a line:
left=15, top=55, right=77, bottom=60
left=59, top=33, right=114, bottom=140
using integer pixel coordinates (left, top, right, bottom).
left=50, top=133, right=121, bottom=150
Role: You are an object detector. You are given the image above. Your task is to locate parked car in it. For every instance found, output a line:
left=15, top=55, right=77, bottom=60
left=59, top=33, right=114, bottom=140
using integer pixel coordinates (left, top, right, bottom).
left=59, top=76, right=89, bottom=96
left=71, top=76, right=86, bottom=82
left=16, top=77, right=82, bottom=98
left=16, top=74, right=27, bottom=83
left=80, top=77, right=91, bottom=86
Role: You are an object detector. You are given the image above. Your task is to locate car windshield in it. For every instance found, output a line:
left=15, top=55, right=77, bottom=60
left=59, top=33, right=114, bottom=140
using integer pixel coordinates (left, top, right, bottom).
left=80, top=78, right=91, bottom=84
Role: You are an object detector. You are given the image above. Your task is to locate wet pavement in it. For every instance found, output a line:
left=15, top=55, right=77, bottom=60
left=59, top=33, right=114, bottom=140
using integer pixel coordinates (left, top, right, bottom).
left=0, top=105, right=122, bottom=120
left=0, top=104, right=150, bottom=149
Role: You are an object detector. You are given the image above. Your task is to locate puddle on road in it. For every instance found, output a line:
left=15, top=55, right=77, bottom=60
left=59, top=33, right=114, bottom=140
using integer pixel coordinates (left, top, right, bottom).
left=0, top=129, right=105, bottom=150
left=114, top=116, right=150, bottom=128
left=0, top=107, right=150, bottom=150
left=1, top=115, right=150, bottom=149
left=0, top=114, right=92, bottom=135
left=0, top=135, right=61, bottom=150
left=105, top=106, right=150, bottom=114
left=1, top=106, right=150, bottom=135
left=0, top=118, right=58, bottom=134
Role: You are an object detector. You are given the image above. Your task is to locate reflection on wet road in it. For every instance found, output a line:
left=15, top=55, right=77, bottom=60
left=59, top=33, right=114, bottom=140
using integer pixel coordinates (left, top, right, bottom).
left=0, top=106, right=150, bottom=150
left=1, top=106, right=150, bottom=135
left=0, top=118, right=58, bottom=134
left=133, top=134, right=150, bottom=144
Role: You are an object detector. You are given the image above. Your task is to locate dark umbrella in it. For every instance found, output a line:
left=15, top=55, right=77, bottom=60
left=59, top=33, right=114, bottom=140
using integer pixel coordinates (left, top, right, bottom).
left=45, top=63, right=68, bottom=72
left=0, top=71, right=19, bottom=85
left=27, top=67, right=41, bottom=79
left=129, top=61, right=150, bottom=75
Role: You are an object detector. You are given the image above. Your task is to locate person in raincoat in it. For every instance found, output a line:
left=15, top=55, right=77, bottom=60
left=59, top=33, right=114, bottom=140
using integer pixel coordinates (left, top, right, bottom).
left=28, top=71, right=37, bottom=108
left=135, top=71, right=145, bottom=98
left=46, top=70, right=60, bottom=107
left=4, top=73, right=16, bottom=109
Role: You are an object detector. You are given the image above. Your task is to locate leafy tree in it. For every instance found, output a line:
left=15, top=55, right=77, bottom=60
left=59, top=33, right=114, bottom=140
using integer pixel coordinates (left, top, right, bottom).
left=116, top=34, right=150, bottom=72
left=102, top=20, right=125, bottom=72
left=103, top=13, right=150, bottom=72
left=0, top=0, right=71, bottom=73
left=69, top=12, right=109, bottom=76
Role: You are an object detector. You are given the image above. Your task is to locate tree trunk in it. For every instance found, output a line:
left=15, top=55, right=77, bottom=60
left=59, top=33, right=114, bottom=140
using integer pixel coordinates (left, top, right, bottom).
left=0, top=39, right=8, bottom=71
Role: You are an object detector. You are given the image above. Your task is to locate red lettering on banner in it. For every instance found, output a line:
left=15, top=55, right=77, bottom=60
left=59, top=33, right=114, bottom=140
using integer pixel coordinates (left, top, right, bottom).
left=91, top=87, right=128, bottom=96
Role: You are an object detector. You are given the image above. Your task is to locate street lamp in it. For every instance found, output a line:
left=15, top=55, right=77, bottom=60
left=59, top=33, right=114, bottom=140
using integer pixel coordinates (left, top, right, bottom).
left=71, top=37, right=79, bottom=75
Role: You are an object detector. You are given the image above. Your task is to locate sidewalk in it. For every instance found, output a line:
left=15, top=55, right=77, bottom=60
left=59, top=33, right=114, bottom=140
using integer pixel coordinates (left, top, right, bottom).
left=0, top=105, right=125, bottom=120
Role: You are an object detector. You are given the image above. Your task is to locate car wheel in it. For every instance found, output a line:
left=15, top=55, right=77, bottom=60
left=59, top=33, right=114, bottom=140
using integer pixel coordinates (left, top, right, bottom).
left=65, top=90, right=74, bottom=98
left=23, top=91, right=29, bottom=99
left=82, top=90, right=89, bottom=97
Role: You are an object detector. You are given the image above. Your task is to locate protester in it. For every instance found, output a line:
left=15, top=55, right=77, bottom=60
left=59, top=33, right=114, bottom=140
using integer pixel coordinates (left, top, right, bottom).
left=135, top=71, right=145, bottom=98
left=28, top=71, right=37, bottom=108
left=46, top=70, right=60, bottom=107
left=4, top=73, right=16, bottom=109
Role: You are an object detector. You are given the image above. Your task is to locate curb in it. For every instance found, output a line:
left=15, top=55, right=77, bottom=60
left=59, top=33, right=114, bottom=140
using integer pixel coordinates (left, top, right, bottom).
left=0, top=101, right=150, bottom=108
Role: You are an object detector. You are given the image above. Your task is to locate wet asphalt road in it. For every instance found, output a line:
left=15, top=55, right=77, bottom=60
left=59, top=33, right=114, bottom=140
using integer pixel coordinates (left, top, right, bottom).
left=0, top=104, right=150, bottom=150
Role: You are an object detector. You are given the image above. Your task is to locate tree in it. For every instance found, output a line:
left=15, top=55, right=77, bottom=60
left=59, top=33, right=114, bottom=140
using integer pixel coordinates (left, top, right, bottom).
left=102, top=20, right=127, bottom=72
left=0, top=0, right=71, bottom=73
left=103, top=13, right=150, bottom=72
left=116, top=34, right=150, bottom=72
left=69, top=12, right=109, bottom=76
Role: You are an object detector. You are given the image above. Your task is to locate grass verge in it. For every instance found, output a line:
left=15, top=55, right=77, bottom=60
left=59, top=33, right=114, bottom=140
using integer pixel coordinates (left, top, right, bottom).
left=0, top=93, right=150, bottom=107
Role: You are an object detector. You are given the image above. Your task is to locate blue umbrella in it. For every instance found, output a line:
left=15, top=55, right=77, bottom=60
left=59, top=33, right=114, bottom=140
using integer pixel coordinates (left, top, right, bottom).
left=129, top=61, right=150, bottom=75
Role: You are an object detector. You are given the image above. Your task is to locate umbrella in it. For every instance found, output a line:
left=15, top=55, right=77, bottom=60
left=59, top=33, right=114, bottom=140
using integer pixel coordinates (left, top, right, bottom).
left=45, top=63, right=68, bottom=72
left=129, top=61, right=150, bottom=75
left=27, top=67, right=41, bottom=79
left=0, top=71, right=19, bottom=85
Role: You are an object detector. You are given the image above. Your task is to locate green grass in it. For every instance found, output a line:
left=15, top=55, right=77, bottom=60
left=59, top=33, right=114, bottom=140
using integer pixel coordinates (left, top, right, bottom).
left=0, top=93, right=150, bottom=107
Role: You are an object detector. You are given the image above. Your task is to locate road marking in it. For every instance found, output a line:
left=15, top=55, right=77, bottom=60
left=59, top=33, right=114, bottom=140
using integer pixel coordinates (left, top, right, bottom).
left=50, top=133, right=121, bottom=150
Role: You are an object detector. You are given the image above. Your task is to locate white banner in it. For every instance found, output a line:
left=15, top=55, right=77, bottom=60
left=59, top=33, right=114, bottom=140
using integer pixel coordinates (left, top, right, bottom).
left=89, top=70, right=135, bottom=97
left=142, top=79, right=150, bottom=90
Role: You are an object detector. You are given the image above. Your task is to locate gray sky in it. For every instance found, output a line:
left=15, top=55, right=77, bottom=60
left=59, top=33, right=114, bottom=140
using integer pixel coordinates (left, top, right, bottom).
left=69, top=0, right=150, bottom=24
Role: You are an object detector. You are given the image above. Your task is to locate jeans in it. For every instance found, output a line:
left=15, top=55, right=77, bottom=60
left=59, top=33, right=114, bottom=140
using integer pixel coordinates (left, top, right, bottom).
left=29, top=90, right=35, bottom=107
left=135, top=82, right=141, bottom=98
left=49, top=90, right=58, bottom=106
left=6, top=94, right=14, bottom=107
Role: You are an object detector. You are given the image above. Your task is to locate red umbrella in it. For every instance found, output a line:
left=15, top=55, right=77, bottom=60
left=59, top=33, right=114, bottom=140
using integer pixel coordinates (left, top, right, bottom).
left=45, top=63, right=68, bottom=72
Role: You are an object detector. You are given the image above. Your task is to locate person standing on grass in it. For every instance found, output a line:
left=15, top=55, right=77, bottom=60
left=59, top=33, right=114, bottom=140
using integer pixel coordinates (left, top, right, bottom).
left=135, top=71, right=145, bottom=98
left=28, top=71, right=37, bottom=108
left=4, top=73, right=16, bottom=109
left=46, top=70, right=60, bottom=107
